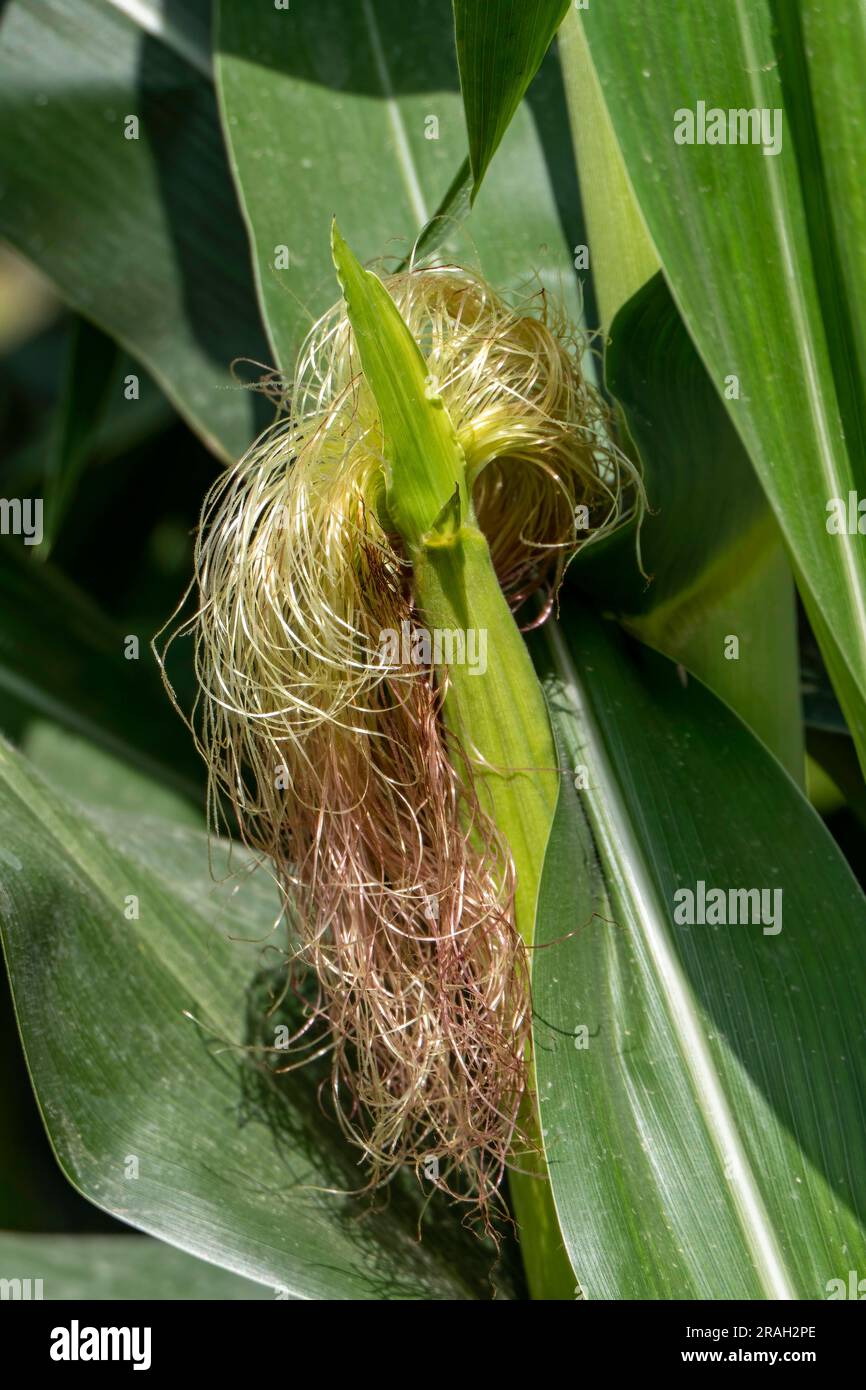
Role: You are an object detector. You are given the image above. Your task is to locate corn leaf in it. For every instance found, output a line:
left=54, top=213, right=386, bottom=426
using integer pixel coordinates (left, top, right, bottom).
left=453, top=0, right=569, bottom=193
left=532, top=609, right=866, bottom=1298
left=572, top=273, right=803, bottom=780
left=576, top=2, right=866, bottom=774
left=556, top=10, right=659, bottom=330
left=442, top=2, right=805, bottom=778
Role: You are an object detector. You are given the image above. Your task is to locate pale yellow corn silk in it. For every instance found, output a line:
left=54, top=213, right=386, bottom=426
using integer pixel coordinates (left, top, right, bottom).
left=161, top=262, right=640, bottom=1229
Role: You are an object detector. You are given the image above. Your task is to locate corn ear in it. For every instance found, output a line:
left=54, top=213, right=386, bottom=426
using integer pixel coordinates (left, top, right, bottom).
left=331, top=222, right=574, bottom=1298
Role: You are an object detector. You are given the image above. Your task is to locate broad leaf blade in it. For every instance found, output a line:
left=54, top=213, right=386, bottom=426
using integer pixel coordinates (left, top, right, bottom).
left=20, top=723, right=201, bottom=826
left=531, top=611, right=866, bottom=1299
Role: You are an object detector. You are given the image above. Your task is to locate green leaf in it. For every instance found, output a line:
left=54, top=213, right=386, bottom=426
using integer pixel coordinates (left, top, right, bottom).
left=556, top=10, right=658, bottom=330
left=576, top=3, right=866, bottom=774
left=403, top=156, right=472, bottom=268
left=557, top=11, right=802, bottom=782
left=530, top=609, right=866, bottom=1298
left=579, top=275, right=769, bottom=615
left=573, top=273, right=803, bottom=780
left=0, top=741, right=514, bottom=1300
left=0, top=0, right=270, bottom=460
left=0, top=1233, right=272, bottom=1300
left=799, top=1, right=866, bottom=406
left=453, top=0, right=569, bottom=194
left=215, top=0, right=582, bottom=375
left=0, top=973, right=112, bottom=1234
left=20, top=723, right=201, bottom=827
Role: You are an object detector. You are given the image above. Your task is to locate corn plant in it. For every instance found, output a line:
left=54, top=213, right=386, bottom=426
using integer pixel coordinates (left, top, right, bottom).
left=0, top=0, right=864, bottom=1303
